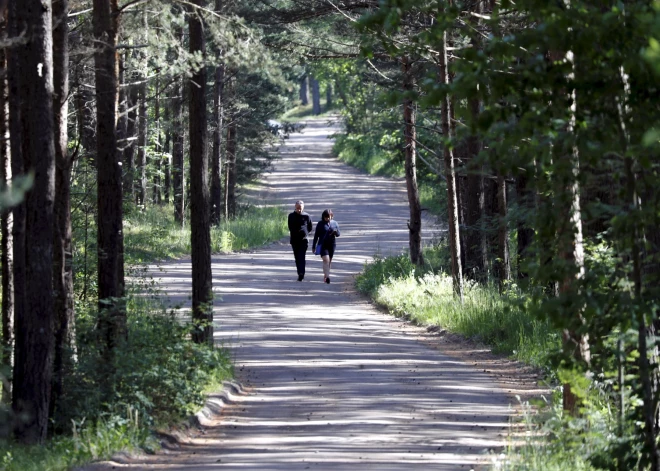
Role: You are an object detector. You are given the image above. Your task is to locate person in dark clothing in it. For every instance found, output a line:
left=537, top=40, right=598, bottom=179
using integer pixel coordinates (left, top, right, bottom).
left=288, top=200, right=313, bottom=281
left=312, top=208, right=340, bottom=284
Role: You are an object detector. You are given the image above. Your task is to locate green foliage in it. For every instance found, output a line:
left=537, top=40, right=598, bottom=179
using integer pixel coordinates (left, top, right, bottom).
left=0, top=414, right=149, bottom=471
left=211, top=205, right=289, bottom=252
left=355, top=246, right=555, bottom=368
left=333, top=133, right=447, bottom=215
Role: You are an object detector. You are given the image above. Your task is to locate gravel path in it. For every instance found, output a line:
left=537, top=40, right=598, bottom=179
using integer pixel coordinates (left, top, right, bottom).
left=85, top=118, right=516, bottom=470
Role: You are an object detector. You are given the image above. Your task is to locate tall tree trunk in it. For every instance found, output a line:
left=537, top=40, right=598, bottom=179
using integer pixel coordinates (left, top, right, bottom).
left=438, top=19, right=463, bottom=300
left=515, top=172, right=534, bottom=279
left=225, top=115, right=237, bottom=219
left=93, top=0, right=125, bottom=401
left=210, top=56, right=224, bottom=225
left=549, top=49, right=589, bottom=414
left=152, top=78, right=161, bottom=205
left=0, top=20, right=14, bottom=408
left=172, top=75, right=184, bottom=224
left=51, top=0, right=75, bottom=420
left=12, top=0, right=56, bottom=444
left=123, top=80, right=138, bottom=199
left=299, top=74, right=308, bottom=106
left=311, top=76, right=321, bottom=115
left=465, top=98, right=487, bottom=280
left=495, top=174, right=510, bottom=287
left=188, top=0, right=213, bottom=345
left=136, top=80, right=147, bottom=206
left=6, top=0, right=26, bottom=423
left=401, top=56, right=423, bottom=266
left=326, top=83, right=332, bottom=110
left=163, top=104, right=171, bottom=204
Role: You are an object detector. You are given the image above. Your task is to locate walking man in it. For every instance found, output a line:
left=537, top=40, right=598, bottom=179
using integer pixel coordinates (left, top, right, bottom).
left=288, top=200, right=313, bottom=281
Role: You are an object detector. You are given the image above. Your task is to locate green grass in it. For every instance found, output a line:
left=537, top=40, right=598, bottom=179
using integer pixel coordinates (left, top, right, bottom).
left=279, top=100, right=336, bottom=122
left=124, top=204, right=289, bottom=263
left=355, top=246, right=559, bottom=369
left=0, top=292, right=232, bottom=471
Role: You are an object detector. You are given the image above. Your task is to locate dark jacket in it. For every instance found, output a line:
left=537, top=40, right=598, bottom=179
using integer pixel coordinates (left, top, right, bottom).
left=288, top=211, right=313, bottom=245
left=313, top=220, right=340, bottom=251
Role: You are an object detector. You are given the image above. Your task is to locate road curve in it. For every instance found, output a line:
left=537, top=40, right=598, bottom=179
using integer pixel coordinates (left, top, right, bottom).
left=84, top=118, right=514, bottom=470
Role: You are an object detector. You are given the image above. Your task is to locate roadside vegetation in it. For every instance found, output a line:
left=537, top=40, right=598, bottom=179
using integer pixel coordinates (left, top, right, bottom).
left=0, top=199, right=289, bottom=470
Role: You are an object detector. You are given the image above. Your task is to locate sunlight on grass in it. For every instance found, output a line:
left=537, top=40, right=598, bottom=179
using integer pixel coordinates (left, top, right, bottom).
left=355, top=249, right=559, bottom=369
left=124, top=204, right=288, bottom=263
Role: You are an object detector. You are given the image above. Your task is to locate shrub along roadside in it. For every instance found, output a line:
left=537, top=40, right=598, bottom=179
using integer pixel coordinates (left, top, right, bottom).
left=355, top=245, right=558, bottom=370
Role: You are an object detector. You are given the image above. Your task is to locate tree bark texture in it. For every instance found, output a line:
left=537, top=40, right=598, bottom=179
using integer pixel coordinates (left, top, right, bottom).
left=515, top=172, right=534, bottom=279
left=326, top=83, right=332, bottom=110
left=0, top=24, right=14, bottom=408
left=152, top=78, right=161, bottom=205
left=225, top=116, right=237, bottom=220
left=311, top=76, right=321, bottom=115
left=188, top=0, right=213, bottom=345
left=12, top=0, right=56, bottom=444
left=438, top=25, right=463, bottom=300
left=163, top=105, right=171, bottom=203
left=401, top=56, right=423, bottom=267
left=6, top=0, right=26, bottom=420
left=495, top=175, right=510, bottom=286
left=51, top=0, right=76, bottom=420
left=172, top=75, right=184, bottom=224
left=136, top=80, right=147, bottom=206
left=123, top=81, right=138, bottom=199
left=93, top=0, right=126, bottom=393
left=211, top=60, right=224, bottom=225
left=464, top=98, right=487, bottom=279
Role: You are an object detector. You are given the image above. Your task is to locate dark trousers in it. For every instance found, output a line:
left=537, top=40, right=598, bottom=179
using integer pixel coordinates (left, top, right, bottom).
left=291, top=241, right=308, bottom=276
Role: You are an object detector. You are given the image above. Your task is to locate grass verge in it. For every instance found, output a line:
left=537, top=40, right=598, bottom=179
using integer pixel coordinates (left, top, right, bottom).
left=124, top=203, right=289, bottom=263
left=355, top=245, right=558, bottom=371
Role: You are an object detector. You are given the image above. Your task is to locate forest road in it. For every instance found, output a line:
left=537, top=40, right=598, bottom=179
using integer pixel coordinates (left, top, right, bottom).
left=85, top=117, right=518, bottom=470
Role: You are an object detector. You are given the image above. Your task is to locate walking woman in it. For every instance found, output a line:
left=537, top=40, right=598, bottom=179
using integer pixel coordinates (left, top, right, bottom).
left=312, top=209, right=340, bottom=284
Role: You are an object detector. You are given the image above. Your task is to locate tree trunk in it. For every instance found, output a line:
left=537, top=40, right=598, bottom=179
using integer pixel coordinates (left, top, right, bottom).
left=172, top=74, right=184, bottom=224
left=12, top=0, right=56, bottom=444
left=515, top=172, right=534, bottom=279
left=401, top=56, right=423, bottom=266
left=0, top=22, right=13, bottom=409
left=152, top=78, right=161, bottom=205
left=136, top=80, right=147, bottom=206
left=438, top=21, right=463, bottom=300
left=549, top=48, right=589, bottom=414
left=51, top=0, right=76, bottom=421
left=225, top=115, right=237, bottom=219
left=188, top=0, right=213, bottom=345
left=495, top=174, right=510, bottom=287
left=93, top=0, right=125, bottom=401
left=6, top=0, right=26, bottom=423
left=464, top=98, right=487, bottom=280
left=210, top=58, right=224, bottom=225
left=311, top=76, right=321, bottom=115
left=326, top=83, right=332, bottom=110
left=299, top=74, right=308, bottom=106
left=163, top=104, right=171, bottom=204
left=123, top=79, right=138, bottom=199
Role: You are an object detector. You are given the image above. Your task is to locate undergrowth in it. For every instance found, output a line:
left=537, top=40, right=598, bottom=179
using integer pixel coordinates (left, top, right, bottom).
left=123, top=203, right=289, bottom=263
left=0, top=284, right=233, bottom=471
left=355, top=244, right=557, bottom=369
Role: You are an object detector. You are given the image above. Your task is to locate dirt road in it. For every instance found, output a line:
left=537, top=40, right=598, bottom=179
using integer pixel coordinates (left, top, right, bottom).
left=85, top=118, right=516, bottom=470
